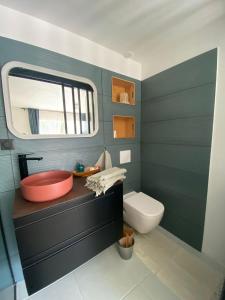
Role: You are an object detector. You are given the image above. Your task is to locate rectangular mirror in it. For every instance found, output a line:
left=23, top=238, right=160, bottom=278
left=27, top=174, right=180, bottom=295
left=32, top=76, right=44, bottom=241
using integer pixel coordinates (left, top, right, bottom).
left=1, top=61, right=99, bottom=139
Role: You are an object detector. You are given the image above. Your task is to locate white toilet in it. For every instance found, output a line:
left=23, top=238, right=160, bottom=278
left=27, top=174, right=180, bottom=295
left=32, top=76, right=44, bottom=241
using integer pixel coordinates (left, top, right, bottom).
left=123, top=192, right=164, bottom=234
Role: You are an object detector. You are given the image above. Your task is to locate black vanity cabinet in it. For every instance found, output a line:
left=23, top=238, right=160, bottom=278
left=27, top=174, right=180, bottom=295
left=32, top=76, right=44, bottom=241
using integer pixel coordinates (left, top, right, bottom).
left=13, top=178, right=123, bottom=295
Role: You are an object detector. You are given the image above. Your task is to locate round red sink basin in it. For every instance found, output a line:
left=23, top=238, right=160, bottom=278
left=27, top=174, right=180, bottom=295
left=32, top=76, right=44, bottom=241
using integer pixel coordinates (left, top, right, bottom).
left=20, top=170, right=73, bottom=202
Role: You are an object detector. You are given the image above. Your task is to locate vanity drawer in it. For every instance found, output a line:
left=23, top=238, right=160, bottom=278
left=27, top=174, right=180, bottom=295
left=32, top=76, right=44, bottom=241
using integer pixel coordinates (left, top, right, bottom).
left=16, top=186, right=123, bottom=262
left=23, top=220, right=122, bottom=295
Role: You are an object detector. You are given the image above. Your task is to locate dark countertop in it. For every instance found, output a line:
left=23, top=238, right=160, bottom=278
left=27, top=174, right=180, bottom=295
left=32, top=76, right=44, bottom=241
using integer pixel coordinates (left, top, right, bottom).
left=13, top=177, right=122, bottom=224
left=13, top=177, right=95, bottom=221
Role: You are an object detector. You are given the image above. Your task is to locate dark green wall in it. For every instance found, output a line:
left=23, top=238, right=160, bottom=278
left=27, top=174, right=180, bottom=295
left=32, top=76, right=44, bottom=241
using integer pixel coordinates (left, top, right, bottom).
left=141, top=49, right=217, bottom=250
left=0, top=36, right=141, bottom=283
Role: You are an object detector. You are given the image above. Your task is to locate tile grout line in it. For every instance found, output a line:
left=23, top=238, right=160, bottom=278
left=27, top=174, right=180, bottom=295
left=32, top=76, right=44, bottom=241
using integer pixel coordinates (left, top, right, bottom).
left=150, top=228, right=224, bottom=299
left=119, top=272, right=150, bottom=300
left=141, top=233, right=194, bottom=299
left=142, top=114, right=213, bottom=124
left=142, top=81, right=215, bottom=103
left=140, top=160, right=209, bottom=177
left=141, top=142, right=211, bottom=147
left=142, top=231, right=181, bottom=278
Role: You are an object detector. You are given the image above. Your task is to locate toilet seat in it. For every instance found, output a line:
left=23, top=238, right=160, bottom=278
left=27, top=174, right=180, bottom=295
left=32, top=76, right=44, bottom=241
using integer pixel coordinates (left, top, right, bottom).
left=124, top=192, right=164, bottom=217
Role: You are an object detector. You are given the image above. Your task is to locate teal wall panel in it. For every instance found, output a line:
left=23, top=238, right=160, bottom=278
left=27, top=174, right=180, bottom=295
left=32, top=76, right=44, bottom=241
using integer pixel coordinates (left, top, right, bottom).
left=0, top=117, right=8, bottom=139
left=0, top=156, right=15, bottom=192
left=142, top=84, right=215, bottom=121
left=142, top=144, right=211, bottom=175
left=0, top=36, right=141, bottom=283
left=103, top=97, right=141, bottom=122
left=0, top=219, right=14, bottom=293
left=0, top=38, right=103, bottom=93
left=142, top=116, right=214, bottom=146
left=142, top=49, right=217, bottom=100
left=142, top=163, right=209, bottom=207
left=141, top=49, right=217, bottom=250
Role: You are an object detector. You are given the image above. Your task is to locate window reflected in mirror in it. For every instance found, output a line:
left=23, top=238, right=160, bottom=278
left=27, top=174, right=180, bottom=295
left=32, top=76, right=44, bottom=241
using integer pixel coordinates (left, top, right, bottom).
left=1, top=62, right=98, bottom=139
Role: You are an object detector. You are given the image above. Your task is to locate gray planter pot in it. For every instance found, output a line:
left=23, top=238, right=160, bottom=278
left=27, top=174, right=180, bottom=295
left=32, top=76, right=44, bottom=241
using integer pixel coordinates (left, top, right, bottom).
left=117, top=238, right=134, bottom=260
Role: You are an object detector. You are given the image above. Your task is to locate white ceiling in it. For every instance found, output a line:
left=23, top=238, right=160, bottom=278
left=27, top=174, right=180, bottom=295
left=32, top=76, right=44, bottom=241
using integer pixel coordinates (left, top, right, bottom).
left=0, top=0, right=224, bottom=63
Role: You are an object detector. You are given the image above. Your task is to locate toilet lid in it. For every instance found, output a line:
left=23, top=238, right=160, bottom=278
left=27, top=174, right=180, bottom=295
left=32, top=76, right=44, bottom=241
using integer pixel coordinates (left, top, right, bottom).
left=124, top=192, right=164, bottom=217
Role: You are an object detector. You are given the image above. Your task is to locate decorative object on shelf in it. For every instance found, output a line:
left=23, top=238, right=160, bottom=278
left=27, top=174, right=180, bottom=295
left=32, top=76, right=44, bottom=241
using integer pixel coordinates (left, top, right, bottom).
left=75, top=162, right=85, bottom=172
left=119, top=92, right=129, bottom=104
left=112, top=77, right=135, bottom=105
left=73, top=166, right=100, bottom=177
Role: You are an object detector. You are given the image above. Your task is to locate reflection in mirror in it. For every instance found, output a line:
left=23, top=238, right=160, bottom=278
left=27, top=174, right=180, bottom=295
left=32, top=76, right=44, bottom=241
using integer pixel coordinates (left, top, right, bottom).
left=1, top=62, right=98, bottom=139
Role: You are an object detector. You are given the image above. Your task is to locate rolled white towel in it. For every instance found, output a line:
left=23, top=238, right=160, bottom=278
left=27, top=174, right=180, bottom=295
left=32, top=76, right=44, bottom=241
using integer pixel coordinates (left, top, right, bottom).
left=86, top=167, right=127, bottom=183
left=86, top=174, right=126, bottom=196
left=86, top=167, right=127, bottom=196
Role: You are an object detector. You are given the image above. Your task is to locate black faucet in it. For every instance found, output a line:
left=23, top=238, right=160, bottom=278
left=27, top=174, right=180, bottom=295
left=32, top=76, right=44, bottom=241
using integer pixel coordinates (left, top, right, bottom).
left=18, top=154, right=43, bottom=180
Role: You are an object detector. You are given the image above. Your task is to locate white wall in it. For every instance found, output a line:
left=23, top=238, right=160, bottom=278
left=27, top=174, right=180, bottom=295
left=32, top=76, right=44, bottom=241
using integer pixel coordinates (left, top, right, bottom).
left=142, top=17, right=225, bottom=268
left=0, top=5, right=141, bottom=80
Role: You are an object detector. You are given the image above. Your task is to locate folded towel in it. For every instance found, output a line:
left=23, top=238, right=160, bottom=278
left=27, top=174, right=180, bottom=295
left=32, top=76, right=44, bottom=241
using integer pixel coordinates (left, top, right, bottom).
left=86, top=167, right=127, bottom=196
left=87, top=167, right=127, bottom=182
left=101, top=175, right=126, bottom=193
left=86, top=174, right=126, bottom=196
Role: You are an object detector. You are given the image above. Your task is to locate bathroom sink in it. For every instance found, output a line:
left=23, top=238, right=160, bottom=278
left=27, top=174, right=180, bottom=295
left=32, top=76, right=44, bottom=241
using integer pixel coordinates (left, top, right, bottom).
left=20, top=170, right=73, bottom=202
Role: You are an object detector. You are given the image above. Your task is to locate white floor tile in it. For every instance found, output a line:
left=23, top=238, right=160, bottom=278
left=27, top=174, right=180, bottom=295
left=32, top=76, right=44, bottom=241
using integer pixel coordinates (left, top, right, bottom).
left=157, top=261, right=215, bottom=300
left=123, top=272, right=179, bottom=300
left=173, top=247, right=224, bottom=294
left=134, top=227, right=179, bottom=274
left=73, top=245, right=149, bottom=300
left=28, top=272, right=83, bottom=300
left=122, top=286, right=150, bottom=300
left=158, top=226, right=224, bottom=272
left=134, top=234, right=160, bottom=273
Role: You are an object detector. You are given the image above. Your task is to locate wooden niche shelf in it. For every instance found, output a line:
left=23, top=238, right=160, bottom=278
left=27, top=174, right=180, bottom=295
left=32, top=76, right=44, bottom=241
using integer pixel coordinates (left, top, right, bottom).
left=113, top=115, right=135, bottom=139
left=112, top=77, right=135, bottom=105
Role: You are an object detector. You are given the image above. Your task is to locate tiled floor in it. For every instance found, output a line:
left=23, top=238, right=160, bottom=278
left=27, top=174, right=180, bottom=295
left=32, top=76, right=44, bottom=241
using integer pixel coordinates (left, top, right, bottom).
left=0, top=285, right=15, bottom=300
left=28, top=227, right=224, bottom=300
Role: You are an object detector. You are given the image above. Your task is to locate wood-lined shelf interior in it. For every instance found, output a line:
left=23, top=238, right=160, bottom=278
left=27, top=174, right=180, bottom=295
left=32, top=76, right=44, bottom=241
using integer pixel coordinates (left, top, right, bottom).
left=113, top=115, right=135, bottom=139
left=112, top=77, right=135, bottom=105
